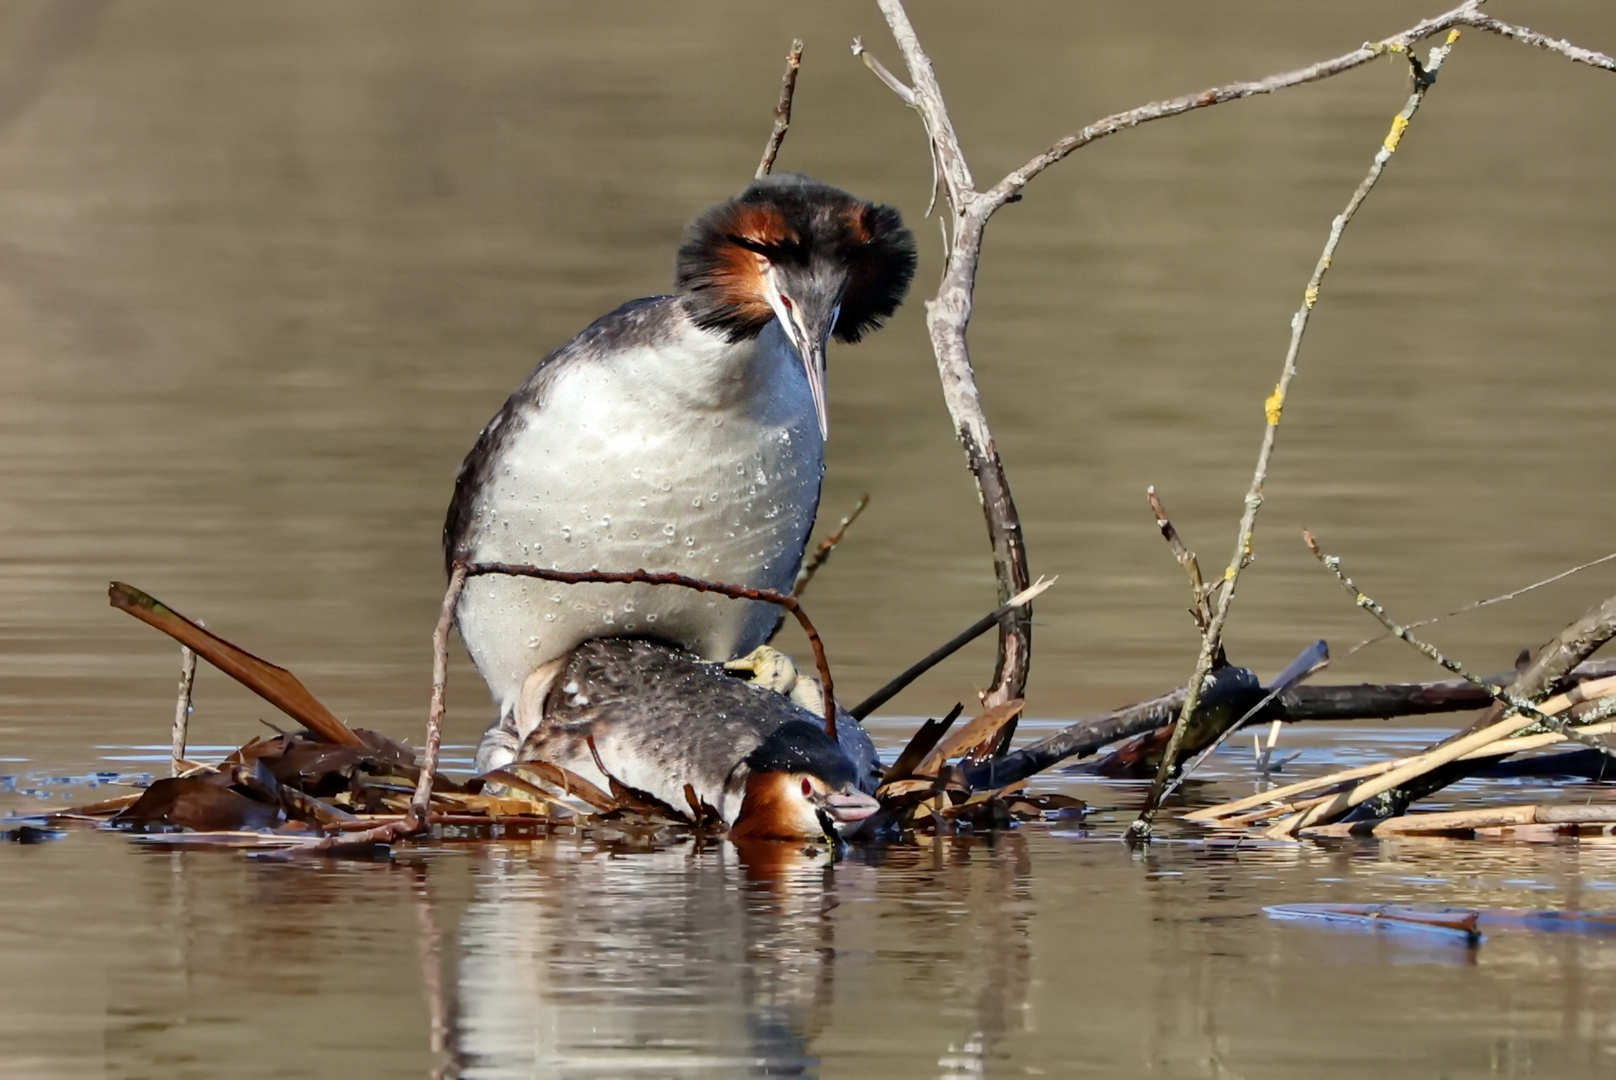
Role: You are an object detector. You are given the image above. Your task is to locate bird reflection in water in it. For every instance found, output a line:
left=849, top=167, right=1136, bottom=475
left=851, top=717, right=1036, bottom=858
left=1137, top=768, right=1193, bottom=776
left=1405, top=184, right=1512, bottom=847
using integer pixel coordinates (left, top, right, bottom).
left=421, top=835, right=1035, bottom=1079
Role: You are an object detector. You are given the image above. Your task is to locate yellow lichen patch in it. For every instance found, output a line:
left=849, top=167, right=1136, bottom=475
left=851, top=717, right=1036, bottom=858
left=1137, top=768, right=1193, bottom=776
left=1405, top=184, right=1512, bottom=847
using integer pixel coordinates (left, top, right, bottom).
left=1303, top=285, right=1319, bottom=309
left=1383, top=114, right=1410, bottom=153
left=1265, top=384, right=1285, bottom=426
left=1446, top=29, right=1461, bottom=45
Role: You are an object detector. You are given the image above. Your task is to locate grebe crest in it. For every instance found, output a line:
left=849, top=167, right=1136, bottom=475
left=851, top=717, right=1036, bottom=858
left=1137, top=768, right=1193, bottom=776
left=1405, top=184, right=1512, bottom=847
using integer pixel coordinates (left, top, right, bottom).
left=677, top=173, right=917, bottom=438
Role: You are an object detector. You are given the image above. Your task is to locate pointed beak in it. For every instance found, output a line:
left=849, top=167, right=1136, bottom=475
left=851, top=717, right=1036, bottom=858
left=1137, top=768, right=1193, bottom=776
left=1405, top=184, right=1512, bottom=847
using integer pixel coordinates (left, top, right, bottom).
left=763, top=269, right=837, bottom=442
left=821, top=789, right=879, bottom=824
left=798, top=332, right=830, bottom=443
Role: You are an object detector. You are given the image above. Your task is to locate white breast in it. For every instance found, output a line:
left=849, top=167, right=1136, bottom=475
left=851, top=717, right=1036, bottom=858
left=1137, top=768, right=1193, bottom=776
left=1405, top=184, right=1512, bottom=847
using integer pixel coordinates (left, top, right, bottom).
left=455, top=318, right=824, bottom=717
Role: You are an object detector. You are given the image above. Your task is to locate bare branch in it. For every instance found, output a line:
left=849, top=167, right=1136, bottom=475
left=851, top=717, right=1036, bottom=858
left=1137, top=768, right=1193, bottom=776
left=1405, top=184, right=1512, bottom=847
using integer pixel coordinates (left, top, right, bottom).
left=1306, top=533, right=1616, bottom=757
left=1344, top=550, right=1616, bottom=658
left=277, top=566, right=470, bottom=855
left=851, top=37, right=915, bottom=105
left=872, top=1, right=974, bottom=209
left=1130, top=33, right=1465, bottom=839
left=756, top=39, right=804, bottom=179
left=415, top=563, right=466, bottom=817
left=1466, top=13, right=1616, bottom=72
left=982, top=4, right=1616, bottom=213
left=866, top=1, right=1033, bottom=709
left=853, top=0, right=1616, bottom=767
left=1455, top=590, right=1616, bottom=740
left=849, top=576, right=1055, bottom=721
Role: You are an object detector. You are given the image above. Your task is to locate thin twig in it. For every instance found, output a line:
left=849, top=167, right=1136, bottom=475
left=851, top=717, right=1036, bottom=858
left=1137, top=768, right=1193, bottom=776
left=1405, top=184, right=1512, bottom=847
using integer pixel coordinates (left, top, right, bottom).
left=416, top=564, right=466, bottom=816
left=1465, top=13, right=1616, bottom=72
left=1454, top=589, right=1616, bottom=743
left=849, top=576, right=1055, bottom=720
left=979, top=3, right=1616, bottom=214
left=462, top=562, right=835, bottom=737
left=1147, top=486, right=1212, bottom=631
left=282, top=567, right=469, bottom=855
left=170, top=643, right=197, bottom=777
left=1307, top=534, right=1616, bottom=757
left=1343, top=550, right=1616, bottom=658
left=793, top=493, right=869, bottom=597
left=1129, top=32, right=1465, bottom=839
left=756, top=39, right=804, bottom=179
left=851, top=37, right=916, bottom=105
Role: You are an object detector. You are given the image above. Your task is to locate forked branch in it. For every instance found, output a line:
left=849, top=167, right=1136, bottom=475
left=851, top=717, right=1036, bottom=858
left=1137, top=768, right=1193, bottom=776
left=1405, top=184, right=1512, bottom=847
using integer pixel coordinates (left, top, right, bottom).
left=860, top=0, right=1616, bottom=757
left=1131, top=31, right=1464, bottom=837
left=866, top=0, right=1033, bottom=709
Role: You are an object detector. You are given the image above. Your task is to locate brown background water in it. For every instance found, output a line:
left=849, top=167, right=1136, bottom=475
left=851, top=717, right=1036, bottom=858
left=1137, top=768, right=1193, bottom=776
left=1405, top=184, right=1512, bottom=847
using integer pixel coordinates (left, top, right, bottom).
left=4, top=2, right=1616, bottom=1076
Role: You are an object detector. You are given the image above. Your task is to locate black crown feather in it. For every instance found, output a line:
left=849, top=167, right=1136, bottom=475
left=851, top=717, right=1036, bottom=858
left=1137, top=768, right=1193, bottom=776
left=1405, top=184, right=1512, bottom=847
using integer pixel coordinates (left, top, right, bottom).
left=675, top=173, right=916, bottom=343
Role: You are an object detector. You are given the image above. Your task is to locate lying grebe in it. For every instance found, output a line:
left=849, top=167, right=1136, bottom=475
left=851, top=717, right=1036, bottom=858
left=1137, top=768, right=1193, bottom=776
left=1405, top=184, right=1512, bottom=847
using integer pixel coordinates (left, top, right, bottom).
left=444, top=174, right=915, bottom=770
left=513, top=638, right=881, bottom=840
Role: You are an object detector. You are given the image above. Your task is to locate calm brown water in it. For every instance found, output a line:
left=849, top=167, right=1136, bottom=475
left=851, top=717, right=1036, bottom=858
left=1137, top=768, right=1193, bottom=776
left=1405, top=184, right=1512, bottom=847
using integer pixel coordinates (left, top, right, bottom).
left=4, top=1, right=1616, bottom=1076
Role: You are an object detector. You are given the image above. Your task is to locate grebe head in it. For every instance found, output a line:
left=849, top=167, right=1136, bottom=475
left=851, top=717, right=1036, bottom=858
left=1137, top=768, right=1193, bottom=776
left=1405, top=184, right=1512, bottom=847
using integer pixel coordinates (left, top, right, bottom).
left=676, top=173, right=917, bottom=439
left=728, top=719, right=881, bottom=841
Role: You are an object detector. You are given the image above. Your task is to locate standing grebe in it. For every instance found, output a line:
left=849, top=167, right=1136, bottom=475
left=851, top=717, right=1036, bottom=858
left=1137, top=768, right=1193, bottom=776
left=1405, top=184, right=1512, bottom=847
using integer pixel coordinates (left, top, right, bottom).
left=446, top=174, right=915, bottom=769
left=514, top=638, right=881, bottom=840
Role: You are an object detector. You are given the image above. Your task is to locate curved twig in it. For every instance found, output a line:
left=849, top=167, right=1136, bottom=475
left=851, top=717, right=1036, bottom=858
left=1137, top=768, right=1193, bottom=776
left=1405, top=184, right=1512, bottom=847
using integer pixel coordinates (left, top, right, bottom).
left=461, top=561, right=836, bottom=738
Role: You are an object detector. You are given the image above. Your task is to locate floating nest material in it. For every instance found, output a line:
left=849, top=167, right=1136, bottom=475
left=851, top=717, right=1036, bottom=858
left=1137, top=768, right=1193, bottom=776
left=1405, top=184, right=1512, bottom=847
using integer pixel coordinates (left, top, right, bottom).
left=29, top=582, right=1084, bottom=855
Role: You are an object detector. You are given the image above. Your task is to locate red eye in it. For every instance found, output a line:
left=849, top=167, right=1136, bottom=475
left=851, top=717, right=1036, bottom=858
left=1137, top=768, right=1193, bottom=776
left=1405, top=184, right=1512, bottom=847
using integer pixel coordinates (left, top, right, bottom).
left=801, top=778, right=813, bottom=798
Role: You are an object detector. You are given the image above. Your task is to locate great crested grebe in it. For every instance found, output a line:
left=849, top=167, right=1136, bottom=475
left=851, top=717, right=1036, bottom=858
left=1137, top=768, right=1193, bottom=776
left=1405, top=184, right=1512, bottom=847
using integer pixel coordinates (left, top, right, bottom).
left=514, top=638, right=881, bottom=840
left=445, top=174, right=915, bottom=770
